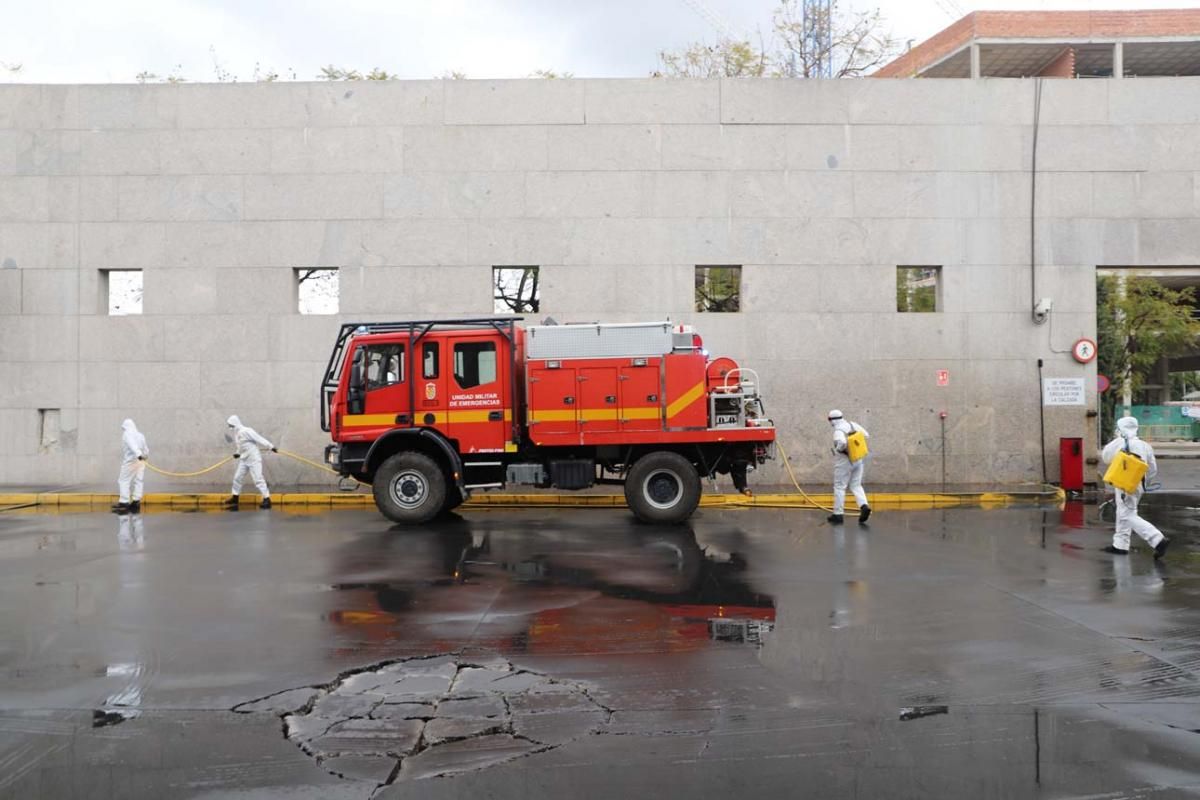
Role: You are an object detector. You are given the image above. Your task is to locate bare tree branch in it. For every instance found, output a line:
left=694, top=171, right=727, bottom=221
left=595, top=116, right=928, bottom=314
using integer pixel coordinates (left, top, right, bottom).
left=657, top=0, right=899, bottom=79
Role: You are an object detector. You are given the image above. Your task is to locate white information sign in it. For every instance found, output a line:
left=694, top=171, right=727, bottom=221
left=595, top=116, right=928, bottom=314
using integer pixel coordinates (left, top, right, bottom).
left=1042, top=377, right=1086, bottom=406
left=1183, top=406, right=1200, bottom=419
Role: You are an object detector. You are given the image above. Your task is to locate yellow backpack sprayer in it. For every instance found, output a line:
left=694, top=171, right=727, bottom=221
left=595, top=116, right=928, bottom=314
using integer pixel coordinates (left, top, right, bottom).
left=1103, top=440, right=1148, bottom=494
left=846, top=425, right=868, bottom=464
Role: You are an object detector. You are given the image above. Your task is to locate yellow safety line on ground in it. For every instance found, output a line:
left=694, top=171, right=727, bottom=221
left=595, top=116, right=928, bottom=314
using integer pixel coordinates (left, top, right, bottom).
left=0, top=489, right=1064, bottom=511
left=4, top=482, right=1065, bottom=513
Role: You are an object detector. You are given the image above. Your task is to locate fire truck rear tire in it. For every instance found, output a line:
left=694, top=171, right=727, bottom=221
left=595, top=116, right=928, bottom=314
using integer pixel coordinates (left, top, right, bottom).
left=440, top=487, right=465, bottom=516
left=373, top=452, right=447, bottom=524
left=625, top=451, right=701, bottom=524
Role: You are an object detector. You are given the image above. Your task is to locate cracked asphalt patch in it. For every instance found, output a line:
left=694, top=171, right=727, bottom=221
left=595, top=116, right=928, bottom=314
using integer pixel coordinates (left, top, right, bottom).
left=234, top=652, right=612, bottom=787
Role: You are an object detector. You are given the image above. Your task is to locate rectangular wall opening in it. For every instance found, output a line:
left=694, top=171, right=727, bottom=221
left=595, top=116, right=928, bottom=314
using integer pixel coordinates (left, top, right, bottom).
left=493, top=266, right=540, bottom=314
left=101, top=269, right=143, bottom=316
left=695, top=265, right=741, bottom=313
left=1097, top=266, right=1200, bottom=441
left=897, top=266, right=942, bottom=312
left=295, top=268, right=339, bottom=315
left=38, top=408, right=60, bottom=452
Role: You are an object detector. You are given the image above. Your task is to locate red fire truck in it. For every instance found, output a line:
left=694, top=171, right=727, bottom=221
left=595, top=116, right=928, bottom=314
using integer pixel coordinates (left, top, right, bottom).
left=321, top=318, right=775, bottom=524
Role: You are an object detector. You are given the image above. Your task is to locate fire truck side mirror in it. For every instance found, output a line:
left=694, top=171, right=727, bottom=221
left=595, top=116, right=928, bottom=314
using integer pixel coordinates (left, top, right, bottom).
left=347, top=350, right=366, bottom=415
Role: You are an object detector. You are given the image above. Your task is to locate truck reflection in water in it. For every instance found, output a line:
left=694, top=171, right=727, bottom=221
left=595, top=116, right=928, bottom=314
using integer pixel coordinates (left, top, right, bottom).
left=325, top=517, right=775, bottom=656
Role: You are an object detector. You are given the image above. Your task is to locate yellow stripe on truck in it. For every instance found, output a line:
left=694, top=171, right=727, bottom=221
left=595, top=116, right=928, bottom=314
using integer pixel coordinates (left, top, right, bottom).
left=341, top=414, right=397, bottom=427
left=666, top=382, right=706, bottom=419
left=343, top=409, right=512, bottom=427
left=528, top=410, right=575, bottom=423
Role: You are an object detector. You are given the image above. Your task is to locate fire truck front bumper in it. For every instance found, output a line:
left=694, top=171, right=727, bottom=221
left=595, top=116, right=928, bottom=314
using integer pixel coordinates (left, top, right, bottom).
left=326, top=442, right=369, bottom=477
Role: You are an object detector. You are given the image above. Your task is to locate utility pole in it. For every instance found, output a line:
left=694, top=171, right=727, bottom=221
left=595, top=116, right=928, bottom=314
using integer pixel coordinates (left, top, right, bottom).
left=803, top=0, right=834, bottom=78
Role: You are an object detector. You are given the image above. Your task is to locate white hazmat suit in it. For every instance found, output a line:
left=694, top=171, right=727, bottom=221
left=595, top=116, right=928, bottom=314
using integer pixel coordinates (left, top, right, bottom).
left=116, top=419, right=149, bottom=506
left=829, top=410, right=870, bottom=521
left=1101, top=416, right=1168, bottom=557
left=226, top=415, right=275, bottom=501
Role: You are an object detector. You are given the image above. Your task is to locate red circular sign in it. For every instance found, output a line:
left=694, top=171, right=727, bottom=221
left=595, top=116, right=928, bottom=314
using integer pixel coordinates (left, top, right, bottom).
left=1072, top=338, right=1097, bottom=364
left=1098, top=374, right=1111, bottom=393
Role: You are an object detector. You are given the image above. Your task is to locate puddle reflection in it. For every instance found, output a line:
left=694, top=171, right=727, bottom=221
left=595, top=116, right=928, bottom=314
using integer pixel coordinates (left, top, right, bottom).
left=326, top=517, right=775, bottom=655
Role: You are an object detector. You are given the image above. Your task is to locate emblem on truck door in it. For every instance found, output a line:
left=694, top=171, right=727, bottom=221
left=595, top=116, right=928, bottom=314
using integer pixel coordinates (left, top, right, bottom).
left=425, top=382, right=437, bottom=400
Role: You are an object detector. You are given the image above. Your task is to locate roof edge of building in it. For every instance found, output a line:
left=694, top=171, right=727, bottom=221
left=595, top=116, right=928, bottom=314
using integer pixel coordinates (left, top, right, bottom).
left=874, top=8, right=1200, bottom=78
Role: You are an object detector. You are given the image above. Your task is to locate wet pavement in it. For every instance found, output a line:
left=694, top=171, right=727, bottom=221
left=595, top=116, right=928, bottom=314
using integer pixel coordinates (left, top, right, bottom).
left=0, top=504, right=1198, bottom=798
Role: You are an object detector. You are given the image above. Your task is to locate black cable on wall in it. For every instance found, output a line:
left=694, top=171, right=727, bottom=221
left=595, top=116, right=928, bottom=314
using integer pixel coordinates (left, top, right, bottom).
left=1030, top=77, right=1044, bottom=323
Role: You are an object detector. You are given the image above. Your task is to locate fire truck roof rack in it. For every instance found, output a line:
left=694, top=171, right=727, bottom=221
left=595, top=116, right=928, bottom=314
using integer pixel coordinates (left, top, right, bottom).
left=320, top=317, right=523, bottom=433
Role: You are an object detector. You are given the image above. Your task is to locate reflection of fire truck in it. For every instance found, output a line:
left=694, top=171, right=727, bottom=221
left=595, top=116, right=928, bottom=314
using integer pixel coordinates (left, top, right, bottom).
left=321, top=318, right=775, bottom=524
left=325, top=522, right=776, bottom=655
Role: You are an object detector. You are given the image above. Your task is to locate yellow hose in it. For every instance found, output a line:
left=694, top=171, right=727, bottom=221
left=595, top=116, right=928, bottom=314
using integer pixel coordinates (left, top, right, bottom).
left=276, top=448, right=366, bottom=483
left=144, top=449, right=366, bottom=488
left=773, top=439, right=836, bottom=513
left=144, top=457, right=233, bottom=477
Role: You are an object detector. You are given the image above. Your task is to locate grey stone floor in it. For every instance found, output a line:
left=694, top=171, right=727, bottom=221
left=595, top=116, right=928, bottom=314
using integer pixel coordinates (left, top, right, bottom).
left=0, top=504, right=1196, bottom=798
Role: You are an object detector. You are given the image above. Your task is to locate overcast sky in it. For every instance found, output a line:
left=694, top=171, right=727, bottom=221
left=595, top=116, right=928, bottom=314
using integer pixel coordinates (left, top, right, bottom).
left=2, top=0, right=1197, bottom=83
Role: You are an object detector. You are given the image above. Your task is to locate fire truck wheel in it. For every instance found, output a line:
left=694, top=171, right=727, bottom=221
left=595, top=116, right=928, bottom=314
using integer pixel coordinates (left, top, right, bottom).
left=625, top=451, right=701, bottom=524
left=373, top=452, right=447, bottom=524
left=440, top=487, right=465, bottom=516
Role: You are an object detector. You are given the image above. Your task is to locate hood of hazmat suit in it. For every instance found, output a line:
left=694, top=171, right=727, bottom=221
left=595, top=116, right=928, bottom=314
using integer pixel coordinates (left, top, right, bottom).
left=121, top=419, right=148, bottom=462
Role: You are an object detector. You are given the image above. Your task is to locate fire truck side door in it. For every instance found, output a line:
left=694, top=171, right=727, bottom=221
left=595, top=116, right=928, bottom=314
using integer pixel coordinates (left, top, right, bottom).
left=351, top=342, right=409, bottom=437
left=448, top=336, right=507, bottom=453
left=578, top=367, right=619, bottom=433
left=417, top=338, right=446, bottom=426
left=619, top=360, right=662, bottom=432
left=527, top=364, right=577, bottom=438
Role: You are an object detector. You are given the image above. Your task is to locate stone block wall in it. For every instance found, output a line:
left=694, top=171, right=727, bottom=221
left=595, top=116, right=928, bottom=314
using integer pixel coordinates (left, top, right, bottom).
left=3, top=77, right=1200, bottom=487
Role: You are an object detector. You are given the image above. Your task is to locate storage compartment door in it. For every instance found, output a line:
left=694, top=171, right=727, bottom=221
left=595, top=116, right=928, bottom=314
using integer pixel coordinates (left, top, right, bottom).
left=578, top=367, right=619, bottom=433
left=528, top=366, right=578, bottom=437
left=619, top=362, right=662, bottom=432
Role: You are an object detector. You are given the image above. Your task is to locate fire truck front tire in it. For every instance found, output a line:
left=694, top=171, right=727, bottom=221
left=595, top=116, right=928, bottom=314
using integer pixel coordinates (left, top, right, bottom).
left=373, top=452, right=447, bottom=524
left=625, top=451, right=702, bottom=524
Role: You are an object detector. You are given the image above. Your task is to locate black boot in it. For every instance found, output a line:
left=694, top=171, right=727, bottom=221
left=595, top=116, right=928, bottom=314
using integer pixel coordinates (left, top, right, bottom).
left=259, top=498, right=272, bottom=510
left=221, top=495, right=239, bottom=509
left=827, top=513, right=844, bottom=525
left=128, top=500, right=141, bottom=513
left=859, top=505, right=871, bottom=524
left=1102, top=545, right=1130, bottom=555
left=1154, top=538, right=1170, bottom=559
left=110, top=502, right=130, bottom=514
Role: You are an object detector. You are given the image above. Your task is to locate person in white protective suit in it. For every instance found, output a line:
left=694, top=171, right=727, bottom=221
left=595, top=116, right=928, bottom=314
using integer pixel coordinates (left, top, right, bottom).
left=827, top=410, right=871, bottom=526
left=223, top=415, right=277, bottom=510
left=1101, top=416, right=1170, bottom=558
left=112, top=419, right=149, bottom=514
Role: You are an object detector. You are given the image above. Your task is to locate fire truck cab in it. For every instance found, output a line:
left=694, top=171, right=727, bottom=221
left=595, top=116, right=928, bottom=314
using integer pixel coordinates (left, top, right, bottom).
left=321, top=318, right=775, bottom=524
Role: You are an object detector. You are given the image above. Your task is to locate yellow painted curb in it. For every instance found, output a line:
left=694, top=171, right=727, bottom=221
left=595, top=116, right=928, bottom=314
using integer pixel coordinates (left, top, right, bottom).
left=2, top=488, right=1065, bottom=512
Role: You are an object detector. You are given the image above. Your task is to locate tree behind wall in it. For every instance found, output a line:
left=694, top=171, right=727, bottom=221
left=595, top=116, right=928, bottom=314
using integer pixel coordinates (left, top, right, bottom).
left=494, top=267, right=540, bottom=314
left=1097, top=274, right=1200, bottom=437
left=654, top=0, right=898, bottom=78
